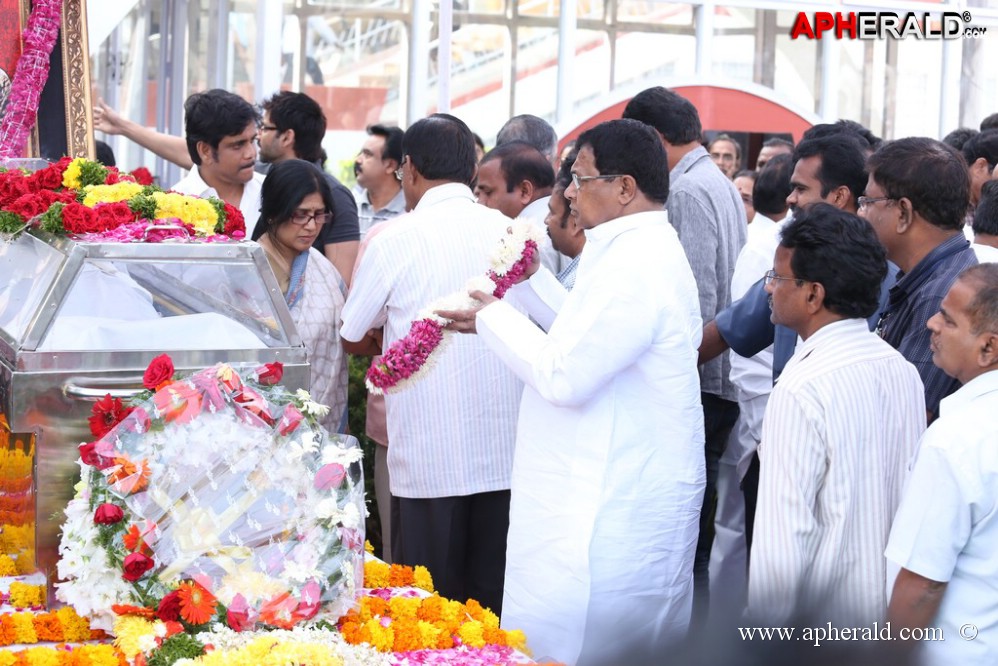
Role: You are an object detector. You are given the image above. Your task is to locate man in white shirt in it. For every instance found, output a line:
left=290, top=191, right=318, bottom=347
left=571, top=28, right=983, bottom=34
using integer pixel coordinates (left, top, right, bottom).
left=749, top=203, right=926, bottom=626
left=171, top=89, right=264, bottom=232
left=886, top=263, right=998, bottom=666
left=440, top=118, right=705, bottom=665
left=475, top=141, right=562, bottom=273
left=340, top=114, right=520, bottom=616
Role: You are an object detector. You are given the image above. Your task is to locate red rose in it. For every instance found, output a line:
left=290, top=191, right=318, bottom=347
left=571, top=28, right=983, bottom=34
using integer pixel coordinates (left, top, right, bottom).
left=29, top=164, right=65, bottom=191
left=256, top=362, right=283, bottom=386
left=104, top=167, right=121, bottom=185
left=60, top=202, right=100, bottom=234
left=156, top=590, right=182, bottom=622
left=8, top=190, right=61, bottom=221
left=222, top=203, right=246, bottom=237
left=143, top=354, right=175, bottom=390
left=93, top=201, right=135, bottom=230
left=122, top=552, right=155, bottom=582
left=89, top=394, right=135, bottom=439
left=79, top=441, right=98, bottom=466
left=130, top=167, right=154, bottom=186
left=94, top=503, right=124, bottom=525
left=0, top=172, right=31, bottom=207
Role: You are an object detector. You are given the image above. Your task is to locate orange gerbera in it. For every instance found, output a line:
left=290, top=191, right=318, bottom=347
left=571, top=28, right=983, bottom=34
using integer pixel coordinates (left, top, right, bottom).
left=108, top=457, right=151, bottom=494
left=176, top=581, right=217, bottom=625
left=111, top=604, right=156, bottom=619
left=122, top=524, right=153, bottom=556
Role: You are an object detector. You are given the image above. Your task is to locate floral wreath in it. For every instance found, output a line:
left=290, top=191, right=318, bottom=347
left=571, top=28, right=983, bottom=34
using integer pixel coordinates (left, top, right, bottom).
left=366, top=222, right=543, bottom=394
left=0, top=157, right=245, bottom=242
left=57, top=354, right=365, bottom=664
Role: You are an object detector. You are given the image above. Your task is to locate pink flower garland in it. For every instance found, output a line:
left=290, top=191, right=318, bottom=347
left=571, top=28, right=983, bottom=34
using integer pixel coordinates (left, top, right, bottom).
left=365, top=232, right=540, bottom=394
left=0, top=0, right=63, bottom=159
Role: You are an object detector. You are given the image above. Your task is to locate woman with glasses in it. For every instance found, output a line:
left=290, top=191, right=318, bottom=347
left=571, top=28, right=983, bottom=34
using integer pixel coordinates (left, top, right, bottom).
left=253, top=159, right=348, bottom=432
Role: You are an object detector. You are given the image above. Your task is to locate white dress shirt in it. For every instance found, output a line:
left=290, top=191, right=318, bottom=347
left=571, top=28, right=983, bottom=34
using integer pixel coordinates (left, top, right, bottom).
left=477, top=210, right=705, bottom=664
left=171, top=166, right=265, bottom=237
left=340, top=183, right=521, bottom=498
left=886, top=370, right=998, bottom=666
left=749, top=318, right=926, bottom=625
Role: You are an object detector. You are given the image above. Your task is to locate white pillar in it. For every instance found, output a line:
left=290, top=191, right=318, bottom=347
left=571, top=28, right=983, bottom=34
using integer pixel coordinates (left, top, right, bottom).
left=255, top=1, right=283, bottom=103
left=437, top=0, right=453, bottom=114
left=695, top=2, right=714, bottom=76
left=819, top=34, right=840, bottom=120
left=407, top=0, right=430, bottom=124
left=555, top=0, right=576, bottom=124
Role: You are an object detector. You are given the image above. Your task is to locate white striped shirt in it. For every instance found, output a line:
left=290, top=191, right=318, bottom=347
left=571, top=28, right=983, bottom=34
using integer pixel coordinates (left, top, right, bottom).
left=748, top=318, right=926, bottom=625
left=340, top=183, right=521, bottom=498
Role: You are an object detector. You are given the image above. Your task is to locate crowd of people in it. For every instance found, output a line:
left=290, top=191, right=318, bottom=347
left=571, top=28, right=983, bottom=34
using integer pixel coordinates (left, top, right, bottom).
left=92, top=86, right=998, bottom=666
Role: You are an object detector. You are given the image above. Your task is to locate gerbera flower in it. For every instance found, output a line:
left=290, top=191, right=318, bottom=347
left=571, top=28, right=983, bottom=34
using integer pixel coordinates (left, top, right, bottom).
left=88, top=393, right=134, bottom=438
left=177, top=580, right=217, bottom=625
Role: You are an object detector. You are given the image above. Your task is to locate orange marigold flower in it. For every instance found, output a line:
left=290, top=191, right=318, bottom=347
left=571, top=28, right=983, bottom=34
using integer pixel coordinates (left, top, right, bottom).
left=111, top=604, right=155, bottom=619
left=31, top=613, right=62, bottom=642
left=176, top=580, right=217, bottom=625
left=387, top=564, right=414, bottom=588
left=391, top=617, right=423, bottom=651
left=0, top=616, right=16, bottom=646
left=416, top=595, right=445, bottom=623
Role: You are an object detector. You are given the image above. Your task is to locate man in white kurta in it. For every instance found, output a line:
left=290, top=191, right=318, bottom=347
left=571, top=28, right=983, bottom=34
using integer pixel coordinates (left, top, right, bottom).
left=886, top=263, right=998, bottom=666
left=749, top=204, right=926, bottom=626
left=444, top=119, right=705, bottom=665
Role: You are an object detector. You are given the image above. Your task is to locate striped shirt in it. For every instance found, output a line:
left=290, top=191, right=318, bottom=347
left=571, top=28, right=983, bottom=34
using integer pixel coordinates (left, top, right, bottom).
left=878, top=233, right=977, bottom=420
left=749, top=318, right=926, bottom=625
left=340, top=183, right=521, bottom=498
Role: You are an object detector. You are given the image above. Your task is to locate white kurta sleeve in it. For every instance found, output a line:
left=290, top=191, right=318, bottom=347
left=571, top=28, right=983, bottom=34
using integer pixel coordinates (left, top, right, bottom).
left=505, top=267, right=567, bottom=332
left=748, top=387, right=826, bottom=623
left=477, top=276, right=657, bottom=408
left=340, top=239, right=389, bottom=342
left=885, top=436, right=969, bottom=584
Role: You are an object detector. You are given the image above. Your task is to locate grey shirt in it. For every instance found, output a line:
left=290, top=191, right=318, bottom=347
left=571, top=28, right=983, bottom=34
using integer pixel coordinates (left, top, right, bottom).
left=668, top=145, right=746, bottom=401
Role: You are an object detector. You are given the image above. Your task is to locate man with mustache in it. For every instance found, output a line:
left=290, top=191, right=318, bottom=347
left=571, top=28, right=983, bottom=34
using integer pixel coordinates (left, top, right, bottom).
left=354, top=124, right=406, bottom=239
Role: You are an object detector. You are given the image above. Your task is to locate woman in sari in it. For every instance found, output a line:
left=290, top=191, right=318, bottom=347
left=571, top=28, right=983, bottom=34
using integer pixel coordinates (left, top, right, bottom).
left=253, top=159, right=348, bottom=432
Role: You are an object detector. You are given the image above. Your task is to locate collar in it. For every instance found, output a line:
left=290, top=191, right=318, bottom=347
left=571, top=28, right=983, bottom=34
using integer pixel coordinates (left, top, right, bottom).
left=940, top=370, right=998, bottom=416
left=670, top=145, right=711, bottom=178
left=359, top=186, right=406, bottom=214
left=891, top=233, right=972, bottom=300
left=180, top=165, right=212, bottom=195
left=414, top=182, right=476, bottom=211
left=584, top=210, right=669, bottom=245
left=781, top=318, right=869, bottom=375
left=518, top=196, right=551, bottom=220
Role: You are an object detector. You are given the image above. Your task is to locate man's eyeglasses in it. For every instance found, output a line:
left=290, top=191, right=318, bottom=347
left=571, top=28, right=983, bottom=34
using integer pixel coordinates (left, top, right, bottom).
left=857, top=196, right=896, bottom=209
left=259, top=124, right=279, bottom=133
left=571, top=173, right=626, bottom=189
left=763, top=270, right=804, bottom=287
left=289, top=210, right=332, bottom=226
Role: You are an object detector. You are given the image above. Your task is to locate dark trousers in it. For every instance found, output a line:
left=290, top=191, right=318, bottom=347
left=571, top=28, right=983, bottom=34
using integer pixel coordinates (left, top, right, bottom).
left=742, top=451, right=760, bottom=559
left=692, top=393, right=740, bottom=629
left=391, top=490, right=510, bottom=616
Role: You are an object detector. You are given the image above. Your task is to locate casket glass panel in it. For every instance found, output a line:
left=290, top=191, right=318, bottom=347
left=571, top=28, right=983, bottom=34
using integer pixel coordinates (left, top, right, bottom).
left=0, top=234, right=68, bottom=345
left=37, top=255, right=290, bottom=350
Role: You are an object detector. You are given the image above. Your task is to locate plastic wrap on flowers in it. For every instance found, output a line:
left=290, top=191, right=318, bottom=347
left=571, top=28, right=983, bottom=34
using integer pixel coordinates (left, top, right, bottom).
left=55, top=362, right=365, bottom=633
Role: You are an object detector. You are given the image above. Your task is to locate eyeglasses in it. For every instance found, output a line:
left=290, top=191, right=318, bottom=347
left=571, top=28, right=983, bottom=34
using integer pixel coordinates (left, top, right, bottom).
left=857, top=196, right=896, bottom=209
left=571, top=173, right=626, bottom=189
left=763, top=270, right=804, bottom=287
left=259, top=124, right=280, bottom=133
left=394, top=155, right=407, bottom=181
left=289, top=210, right=332, bottom=226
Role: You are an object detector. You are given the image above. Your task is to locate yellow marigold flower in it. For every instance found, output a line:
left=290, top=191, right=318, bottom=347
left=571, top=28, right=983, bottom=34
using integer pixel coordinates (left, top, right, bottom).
left=0, top=555, right=17, bottom=577
left=113, top=615, right=159, bottom=659
left=416, top=619, right=442, bottom=648
left=11, top=612, right=37, bottom=644
left=364, top=560, right=390, bottom=589
left=440, top=599, right=464, bottom=624
left=15, top=551, right=36, bottom=575
left=152, top=192, right=218, bottom=236
left=56, top=605, right=93, bottom=642
left=8, top=582, right=44, bottom=608
left=62, top=158, right=86, bottom=190
left=70, top=644, right=122, bottom=666
left=82, top=182, right=144, bottom=207
left=17, top=647, right=60, bottom=666
left=388, top=595, right=421, bottom=620
left=457, top=620, right=486, bottom=648
left=361, top=617, right=394, bottom=652
left=412, top=565, right=434, bottom=592
left=505, top=628, right=529, bottom=652
left=0, top=650, right=14, bottom=666
left=364, top=540, right=374, bottom=554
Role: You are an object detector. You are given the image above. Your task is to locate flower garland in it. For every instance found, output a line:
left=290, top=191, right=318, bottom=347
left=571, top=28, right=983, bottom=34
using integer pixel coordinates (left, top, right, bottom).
left=363, top=560, right=435, bottom=593
left=0, top=158, right=243, bottom=242
left=0, top=643, right=123, bottom=666
left=5, top=582, right=44, bottom=610
left=0, top=0, right=62, bottom=159
left=366, top=223, right=542, bottom=394
left=0, top=606, right=103, bottom=646
left=56, top=354, right=365, bottom=666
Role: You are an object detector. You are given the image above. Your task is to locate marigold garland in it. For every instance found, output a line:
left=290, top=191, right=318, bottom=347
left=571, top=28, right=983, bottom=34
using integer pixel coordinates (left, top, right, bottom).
left=7, top=582, right=44, bottom=609
left=0, top=644, right=123, bottom=666
left=0, top=606, right=103, bottom=647
left=363, top=560, right=435, bottom=593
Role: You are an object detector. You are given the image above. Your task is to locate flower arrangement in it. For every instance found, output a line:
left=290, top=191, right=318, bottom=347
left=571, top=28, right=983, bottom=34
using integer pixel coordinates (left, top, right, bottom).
left=56, top=354, right=365, bottom=664
left=366, top=223, right=542, bottom=394
left=0, top=158, right=243, bottom=242
left=0, top=606, right=103, bottom=646
left=0, top=643, right=123, bottom=666
left=0, top=0, right=62, bottom=159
